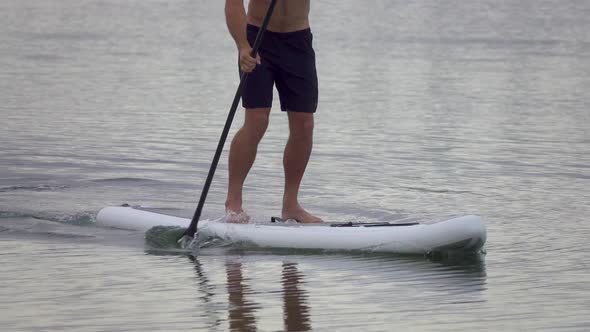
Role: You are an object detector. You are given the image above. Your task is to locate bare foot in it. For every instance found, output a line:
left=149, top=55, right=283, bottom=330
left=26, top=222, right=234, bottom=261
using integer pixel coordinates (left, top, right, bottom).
left=282, top=205, right=323, bottom=223
left=225, top=209, right=251, bottom=224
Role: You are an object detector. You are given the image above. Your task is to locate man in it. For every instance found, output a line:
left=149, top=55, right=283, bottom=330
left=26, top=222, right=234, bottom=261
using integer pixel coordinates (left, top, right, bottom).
left=224, top=0, right=322, bottom=223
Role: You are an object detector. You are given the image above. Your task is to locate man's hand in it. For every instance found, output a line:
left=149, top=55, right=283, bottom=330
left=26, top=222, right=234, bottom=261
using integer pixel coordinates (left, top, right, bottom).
left=239, top=46, right=261, bottom=73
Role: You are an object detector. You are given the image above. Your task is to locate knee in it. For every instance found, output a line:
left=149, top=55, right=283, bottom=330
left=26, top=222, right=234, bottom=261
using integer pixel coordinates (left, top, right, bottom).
left=289, top=114, right=315, bottom=136
left=243, top=110, right=270, bottom=141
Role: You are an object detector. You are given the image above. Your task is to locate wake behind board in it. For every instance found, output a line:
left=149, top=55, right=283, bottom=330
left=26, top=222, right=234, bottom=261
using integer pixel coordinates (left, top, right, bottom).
left=96, top=206, right=486, bottom=254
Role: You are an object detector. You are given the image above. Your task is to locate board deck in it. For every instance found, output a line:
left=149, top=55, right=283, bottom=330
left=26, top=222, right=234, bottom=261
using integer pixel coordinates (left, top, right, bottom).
left=96, top=206, right=486, bottom=254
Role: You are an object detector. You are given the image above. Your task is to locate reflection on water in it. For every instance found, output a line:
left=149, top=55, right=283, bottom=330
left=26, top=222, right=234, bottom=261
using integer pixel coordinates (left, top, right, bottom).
left=189, top=254, right=313, bottom=332
left=5, top=232, right=587, bottom=331
left=183, top=249, right=486, bottom=332
left=226, top=261, right=258, bottom=332
left=282, top=262, right=311, bottom=332
left=222, top=260, right=312, bottom=332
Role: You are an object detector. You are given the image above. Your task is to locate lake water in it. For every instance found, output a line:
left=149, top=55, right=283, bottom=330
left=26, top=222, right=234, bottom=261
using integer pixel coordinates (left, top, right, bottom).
left=1, top=0, right=589, bottom=331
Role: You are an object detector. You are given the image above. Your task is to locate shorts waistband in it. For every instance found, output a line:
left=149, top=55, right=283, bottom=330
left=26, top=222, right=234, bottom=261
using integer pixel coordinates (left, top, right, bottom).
left=247, top=24, right=311, bottom=37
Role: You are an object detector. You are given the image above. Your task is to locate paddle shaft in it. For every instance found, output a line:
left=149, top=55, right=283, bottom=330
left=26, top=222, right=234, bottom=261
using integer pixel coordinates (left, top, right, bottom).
left=184, top=0, right=278, bottom=238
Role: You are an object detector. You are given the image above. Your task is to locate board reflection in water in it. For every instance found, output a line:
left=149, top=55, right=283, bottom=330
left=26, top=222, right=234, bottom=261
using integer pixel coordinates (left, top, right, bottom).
left=185, top=251, right=486, bottom=331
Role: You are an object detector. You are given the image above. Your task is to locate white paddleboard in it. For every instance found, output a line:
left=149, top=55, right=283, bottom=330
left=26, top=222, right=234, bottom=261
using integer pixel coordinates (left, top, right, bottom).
left=96, top=206, right=486, bottom=254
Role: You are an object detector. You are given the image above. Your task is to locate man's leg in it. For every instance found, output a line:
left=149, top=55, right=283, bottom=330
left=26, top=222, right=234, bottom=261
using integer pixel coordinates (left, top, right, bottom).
left=225, top=108, right=271, bottom=218
left=282, top=112, right=322, bottom=223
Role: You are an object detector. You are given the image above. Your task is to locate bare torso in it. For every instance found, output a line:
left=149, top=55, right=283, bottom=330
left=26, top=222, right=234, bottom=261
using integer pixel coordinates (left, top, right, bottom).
left=247, top=0, right=310, bottom=32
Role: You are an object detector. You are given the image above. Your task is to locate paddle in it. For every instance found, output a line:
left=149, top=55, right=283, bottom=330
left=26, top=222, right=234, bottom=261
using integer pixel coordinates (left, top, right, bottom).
left=180, top=0, right=279, bottom=246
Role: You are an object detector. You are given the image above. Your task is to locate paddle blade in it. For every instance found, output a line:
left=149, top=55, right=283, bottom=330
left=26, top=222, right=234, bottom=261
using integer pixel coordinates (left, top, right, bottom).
left=145, top=226, right=188, bottom=249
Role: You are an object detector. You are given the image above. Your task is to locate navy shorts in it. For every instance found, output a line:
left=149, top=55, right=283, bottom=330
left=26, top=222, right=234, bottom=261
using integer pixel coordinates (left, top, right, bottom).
left=242, top=24, right=318, bottom=113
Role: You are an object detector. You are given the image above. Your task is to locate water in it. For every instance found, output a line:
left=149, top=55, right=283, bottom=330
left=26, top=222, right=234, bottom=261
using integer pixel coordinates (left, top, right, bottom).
left=1, top=0, right=589, bottom=330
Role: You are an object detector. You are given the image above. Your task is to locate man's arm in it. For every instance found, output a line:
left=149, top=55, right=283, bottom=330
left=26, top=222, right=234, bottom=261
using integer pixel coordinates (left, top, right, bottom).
left=225, top=0, right=249, bottom=50
left=225, top=0, right=259, bottom=72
